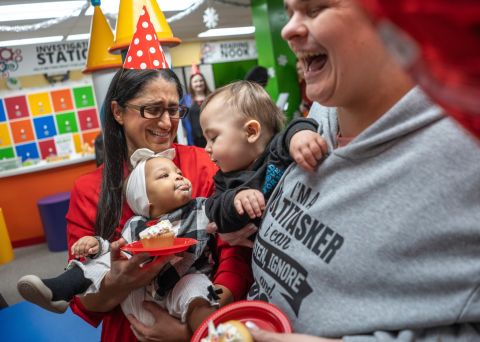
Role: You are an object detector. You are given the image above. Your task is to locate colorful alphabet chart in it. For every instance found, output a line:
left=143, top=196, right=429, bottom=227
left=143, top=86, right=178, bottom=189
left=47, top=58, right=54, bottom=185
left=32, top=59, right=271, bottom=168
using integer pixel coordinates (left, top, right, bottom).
left=0, top=84, right=101, bottom=162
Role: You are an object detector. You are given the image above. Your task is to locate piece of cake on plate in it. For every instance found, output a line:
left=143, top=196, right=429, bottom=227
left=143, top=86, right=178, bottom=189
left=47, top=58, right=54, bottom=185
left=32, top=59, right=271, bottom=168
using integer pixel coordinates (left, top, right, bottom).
left=200, top=320, right=253, bottom=342
left=139, top=219, right=175, bottom=248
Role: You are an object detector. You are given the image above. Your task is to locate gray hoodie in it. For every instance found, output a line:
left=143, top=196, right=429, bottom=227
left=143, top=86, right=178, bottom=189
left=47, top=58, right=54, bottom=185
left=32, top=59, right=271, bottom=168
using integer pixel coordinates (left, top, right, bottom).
left=247, top=87, right=480, bottom=341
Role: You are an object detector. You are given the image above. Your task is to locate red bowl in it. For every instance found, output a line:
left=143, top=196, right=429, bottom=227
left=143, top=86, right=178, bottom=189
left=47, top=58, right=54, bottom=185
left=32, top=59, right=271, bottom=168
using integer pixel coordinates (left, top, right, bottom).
left=191, top=300, right=292, bottom=341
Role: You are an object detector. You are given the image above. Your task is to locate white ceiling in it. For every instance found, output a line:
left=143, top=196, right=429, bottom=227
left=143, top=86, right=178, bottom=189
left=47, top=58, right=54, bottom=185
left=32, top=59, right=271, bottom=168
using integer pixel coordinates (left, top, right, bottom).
left=0, top=0, right=253, bottom=44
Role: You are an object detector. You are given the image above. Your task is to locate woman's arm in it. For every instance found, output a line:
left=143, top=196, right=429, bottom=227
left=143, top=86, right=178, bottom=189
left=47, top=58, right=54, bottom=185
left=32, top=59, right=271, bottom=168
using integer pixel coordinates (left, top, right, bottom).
left=66, top=172, right=108, bottom=325
left=66, top=172, right=102, bottom=260
left=212, top=235, right=254, bottom=302
left=127, top=302, right=190, bottom=342
left=125, top=279, right=238, bottom=341
left=80, top=239, right=173, bottom=312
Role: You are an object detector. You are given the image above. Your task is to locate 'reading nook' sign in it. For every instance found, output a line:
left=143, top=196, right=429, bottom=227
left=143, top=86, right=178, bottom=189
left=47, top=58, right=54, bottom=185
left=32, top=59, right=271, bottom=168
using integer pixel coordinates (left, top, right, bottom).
left=201, top=39, right=257, bottom=64
left=0, top=40, right=88, bottom=78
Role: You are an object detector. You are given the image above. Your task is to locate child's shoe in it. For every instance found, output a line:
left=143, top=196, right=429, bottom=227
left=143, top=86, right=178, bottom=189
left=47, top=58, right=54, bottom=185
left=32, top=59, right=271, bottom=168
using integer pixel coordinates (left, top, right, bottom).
left=17, top=275, right=69, bottom=313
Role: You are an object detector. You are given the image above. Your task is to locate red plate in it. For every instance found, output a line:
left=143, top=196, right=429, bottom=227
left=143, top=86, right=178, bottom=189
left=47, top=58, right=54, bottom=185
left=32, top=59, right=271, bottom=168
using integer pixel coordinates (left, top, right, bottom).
left=120, top=238, right=197, bottom=256
left=191, top=300, right=292, bottom=341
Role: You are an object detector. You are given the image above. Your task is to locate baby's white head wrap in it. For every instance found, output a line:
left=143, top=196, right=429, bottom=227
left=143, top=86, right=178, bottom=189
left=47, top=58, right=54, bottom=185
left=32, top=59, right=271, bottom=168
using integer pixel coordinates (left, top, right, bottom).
left=125, top=147, right=176, bottom=217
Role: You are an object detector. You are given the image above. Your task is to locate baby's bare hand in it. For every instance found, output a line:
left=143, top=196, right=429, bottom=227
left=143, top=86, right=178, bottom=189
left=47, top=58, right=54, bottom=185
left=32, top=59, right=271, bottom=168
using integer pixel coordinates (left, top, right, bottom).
left=71, top=236, right=99, bottom=258
left=290, top=130, right=328, bottom=172
left=234, top=189, right=265, bottom=218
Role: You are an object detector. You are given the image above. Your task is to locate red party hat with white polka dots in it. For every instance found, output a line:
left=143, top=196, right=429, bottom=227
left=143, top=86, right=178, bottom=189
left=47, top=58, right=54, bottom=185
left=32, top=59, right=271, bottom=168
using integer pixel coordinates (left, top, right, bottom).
left=123, top=6, right=169, bottom=70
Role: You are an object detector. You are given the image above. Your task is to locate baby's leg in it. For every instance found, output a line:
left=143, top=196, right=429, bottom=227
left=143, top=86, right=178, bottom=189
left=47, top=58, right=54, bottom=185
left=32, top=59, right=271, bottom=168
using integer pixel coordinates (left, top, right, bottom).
left=166, top=273, right=218, bottom=333
left=17, top=266, right=91, bottom=314
left=121, top=287, right=162, bottom=326
left=17, top=251, right=111, bottom=314
left=79, top=252, right=111, bottom=293
left=120, top=274, right=218, bottom=330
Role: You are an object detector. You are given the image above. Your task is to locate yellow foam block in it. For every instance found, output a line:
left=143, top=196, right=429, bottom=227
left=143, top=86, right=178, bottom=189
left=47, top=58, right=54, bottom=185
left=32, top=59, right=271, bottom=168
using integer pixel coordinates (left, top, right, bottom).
left=0, top=208, right=14, bottom=264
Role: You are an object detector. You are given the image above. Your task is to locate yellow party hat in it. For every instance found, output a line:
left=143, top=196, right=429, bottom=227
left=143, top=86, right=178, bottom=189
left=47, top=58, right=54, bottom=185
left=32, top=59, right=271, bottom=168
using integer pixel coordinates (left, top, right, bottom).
left=110, top=0, right=181, bottom=53
left=83, top=5, right=122, bottom=73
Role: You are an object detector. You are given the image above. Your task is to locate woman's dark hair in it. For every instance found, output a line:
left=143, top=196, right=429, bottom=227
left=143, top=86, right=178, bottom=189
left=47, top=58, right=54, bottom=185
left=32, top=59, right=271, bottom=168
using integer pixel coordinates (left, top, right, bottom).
left=188, top=72, right=211, bottom=98
left=95, top=68, right=183, bottom=239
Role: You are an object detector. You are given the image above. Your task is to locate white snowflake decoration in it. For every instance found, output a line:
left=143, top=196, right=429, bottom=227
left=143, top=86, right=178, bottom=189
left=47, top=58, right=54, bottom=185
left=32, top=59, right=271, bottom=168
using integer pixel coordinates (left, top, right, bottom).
left=203, top=7, right=219, bottom=29
left=277, top=54, right=288, bottom=67
left=268, top=67, right=276, bottom=79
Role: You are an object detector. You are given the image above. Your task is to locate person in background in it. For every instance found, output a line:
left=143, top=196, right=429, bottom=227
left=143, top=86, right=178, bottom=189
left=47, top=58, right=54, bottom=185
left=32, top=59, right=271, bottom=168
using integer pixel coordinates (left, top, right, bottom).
left=244, top=65, right=270, bottom=88
left=185, top=72, right=212, bottom=147
left=175, top=96, right=194, bottom=146
left=65, top=68, right=252, bottom=342
left=219, top=0, right=479, bottom=340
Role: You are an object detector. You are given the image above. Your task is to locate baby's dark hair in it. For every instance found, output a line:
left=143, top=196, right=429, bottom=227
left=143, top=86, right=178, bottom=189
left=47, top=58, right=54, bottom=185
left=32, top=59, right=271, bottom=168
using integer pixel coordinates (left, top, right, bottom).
left=201, top=81, right=285, bottom=137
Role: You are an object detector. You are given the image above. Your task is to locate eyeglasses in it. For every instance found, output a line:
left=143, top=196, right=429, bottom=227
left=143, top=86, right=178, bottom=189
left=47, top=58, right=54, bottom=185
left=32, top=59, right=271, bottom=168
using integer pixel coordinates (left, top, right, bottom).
left=124, top=103, right=188, bottom=119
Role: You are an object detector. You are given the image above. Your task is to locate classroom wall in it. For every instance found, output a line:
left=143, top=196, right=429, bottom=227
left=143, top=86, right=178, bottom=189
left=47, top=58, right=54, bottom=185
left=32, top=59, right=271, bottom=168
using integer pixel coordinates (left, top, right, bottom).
left=0, top=69, right=100, bottom=247
left=0, top=70, right=88, bottom=91
left=0, top=42, right=205, bottom=248
left=170, top=42, right=202, bottom=67
left=0, top=160, right=97, bottom=247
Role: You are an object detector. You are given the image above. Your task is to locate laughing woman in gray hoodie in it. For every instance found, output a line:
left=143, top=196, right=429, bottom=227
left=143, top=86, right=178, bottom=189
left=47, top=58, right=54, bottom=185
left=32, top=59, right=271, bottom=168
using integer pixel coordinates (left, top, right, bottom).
left=225, top=0, right=480, bottom=341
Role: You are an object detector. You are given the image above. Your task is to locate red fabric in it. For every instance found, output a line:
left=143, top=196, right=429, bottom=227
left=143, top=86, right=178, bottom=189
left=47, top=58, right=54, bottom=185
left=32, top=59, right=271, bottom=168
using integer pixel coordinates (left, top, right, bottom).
left=359, top=0, right=480, bottom=140
left=66, top=144, right=253, bottom=342
left=213, top=236, right=253, bottom=301
left=123, top=6, right=169, bottom=70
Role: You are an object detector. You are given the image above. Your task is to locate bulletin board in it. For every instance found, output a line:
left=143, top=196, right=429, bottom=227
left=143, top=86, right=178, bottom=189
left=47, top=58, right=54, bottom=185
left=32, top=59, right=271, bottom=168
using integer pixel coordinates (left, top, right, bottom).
left=0, top=84, right=101, bottom=162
